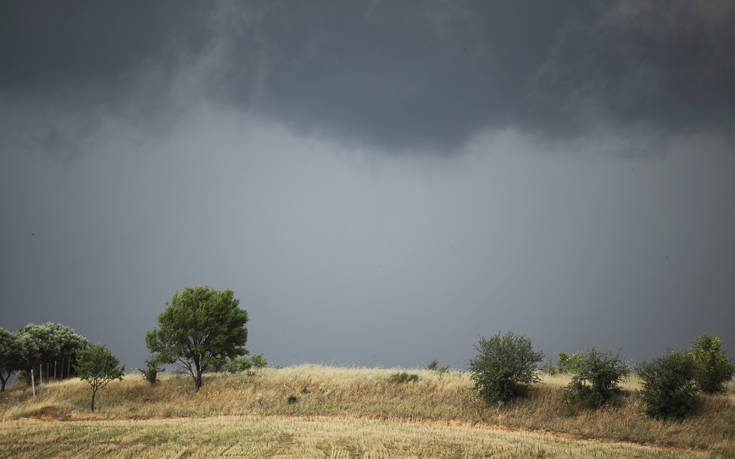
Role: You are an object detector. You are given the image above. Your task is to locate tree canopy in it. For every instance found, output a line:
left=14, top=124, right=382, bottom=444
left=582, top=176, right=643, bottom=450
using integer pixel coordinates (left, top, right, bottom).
left=145, top=286, right=248, bottom=391
left=12, top=323, right=88, bottom=384
left=0, top=328, right=22, bottom=392
left=74, top=344, right=125, bottom=412
left=690, top=334, right=734, bottom=394
left=469, top=331, right=544, bottom=404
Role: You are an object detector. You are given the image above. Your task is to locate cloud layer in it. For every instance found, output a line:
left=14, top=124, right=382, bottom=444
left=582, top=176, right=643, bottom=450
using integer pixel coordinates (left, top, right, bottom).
left=1, top=1, right=734, bottom=369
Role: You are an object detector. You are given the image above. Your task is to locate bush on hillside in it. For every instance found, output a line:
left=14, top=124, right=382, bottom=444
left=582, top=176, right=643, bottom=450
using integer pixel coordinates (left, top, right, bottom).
left=427, top=360, right=449, bottom=375
left=388, top=372, right=419, bottom=383
left=690, top=334, right=734, bottom=394
left=469, top=331, right=544, bottom=404
left=139, top=358, right=164, bottom=385
left=638, top=350, right=697, bottom=419
left=560, top=349, right=629, bottom=409
left=250, top=353, right=267, bottom=369
left=557, top=352, right=585, bottom=374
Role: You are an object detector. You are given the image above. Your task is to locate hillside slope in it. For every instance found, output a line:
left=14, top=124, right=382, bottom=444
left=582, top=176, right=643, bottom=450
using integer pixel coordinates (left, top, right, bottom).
left=1, top=365, right=733, bottom=456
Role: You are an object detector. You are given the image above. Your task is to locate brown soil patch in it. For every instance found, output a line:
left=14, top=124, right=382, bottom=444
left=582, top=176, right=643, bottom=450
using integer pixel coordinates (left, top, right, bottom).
left=27, top=406, right=69, bottom=421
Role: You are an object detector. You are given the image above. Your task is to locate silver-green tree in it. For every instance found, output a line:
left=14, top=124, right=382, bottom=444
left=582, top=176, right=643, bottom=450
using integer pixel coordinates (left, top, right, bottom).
left=146, top=286, right=248, bottom=391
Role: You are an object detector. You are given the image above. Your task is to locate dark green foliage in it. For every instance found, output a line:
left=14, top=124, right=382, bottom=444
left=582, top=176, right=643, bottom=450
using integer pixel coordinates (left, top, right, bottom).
left=690, top=334, right=734, bottom=394
left=0, top=328, right=22, bottom=392
left=638, top=350, right=697, bottom=419
left=215, top=355, right=253, bottom=374
left=469, top=331, right=544, bottom=404
left=74, top=344, right=125, bottom=412
left=138, top=358, right=164, bottom=385
left=287, top=394, right=298, bottom=404
left=560, top=349, right=629, bottom=409
left=15, top=323, right=88, bottom=384
left=146, top=287, right=248, bottom=391
left=207, top=352, right=263, bottom=374
left=427, top=360, right=449, bottom=375
left=557, top=352, right=585, bottom=374
left=388, top=372, right=420, bottom=383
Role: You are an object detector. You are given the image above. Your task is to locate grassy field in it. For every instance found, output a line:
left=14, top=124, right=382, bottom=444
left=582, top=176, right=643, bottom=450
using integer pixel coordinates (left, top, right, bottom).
left=1, top=415, right=694, bottom=458
left=1, top=365, right=733, bottom=457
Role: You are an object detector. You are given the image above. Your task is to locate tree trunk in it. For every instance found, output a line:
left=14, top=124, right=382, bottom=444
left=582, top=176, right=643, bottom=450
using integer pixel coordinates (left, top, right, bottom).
left=0, top=375, right=6, bottom=392
left=193, top=359, right=203, bottom=392
left=91, top=390, right=96, bottom=412
left=31, top=369, right=36, bottom=396
left=54, top=361, right=57, bottom=380
left=68, top=358, right=71, bottom=378
left=195, top=369, right=202, bottom=391
left=40, top=363, right=43, bottom=386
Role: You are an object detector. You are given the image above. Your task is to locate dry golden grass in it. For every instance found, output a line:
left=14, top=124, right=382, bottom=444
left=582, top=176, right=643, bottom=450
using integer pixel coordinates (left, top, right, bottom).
left=1, top=365, right=733, bottom=456
left=0, top=414, right=692, bottom=458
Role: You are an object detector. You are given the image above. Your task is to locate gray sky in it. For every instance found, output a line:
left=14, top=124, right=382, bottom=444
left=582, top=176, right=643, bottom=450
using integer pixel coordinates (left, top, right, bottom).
left=2, top=1, right=734, bottom=370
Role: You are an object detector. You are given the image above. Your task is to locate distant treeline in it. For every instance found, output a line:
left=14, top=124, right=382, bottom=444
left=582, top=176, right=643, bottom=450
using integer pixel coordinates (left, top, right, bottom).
left=0, top=323, right=88, bottom=391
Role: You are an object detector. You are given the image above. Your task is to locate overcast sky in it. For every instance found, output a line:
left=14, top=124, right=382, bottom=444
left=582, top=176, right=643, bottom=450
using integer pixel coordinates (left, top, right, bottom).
left=2, top=0, right=734, bottom=370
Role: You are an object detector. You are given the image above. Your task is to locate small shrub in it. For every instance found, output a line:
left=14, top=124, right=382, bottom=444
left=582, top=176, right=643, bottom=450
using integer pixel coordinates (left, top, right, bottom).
left=287, top=394, right=298, bottom=404
left=690, top=334, right=734, bottom=394
left=224, top=356, right=253, bottom=374
left=426, top=360, right=449, bottom=375
left=300, top=386, right=310, bottom=394
left=388, top=372, right=420, bottom=383
left=469, top=331, right=544, bottom=404
left=138, top=358, right=164, bottom=385
left=557, top=352, right=585, bottom=374
left=560, top=349, right=629, bottom=409
left=250, top=354, right=267, bottom=369
left=638, top=350, right=697, bottom=419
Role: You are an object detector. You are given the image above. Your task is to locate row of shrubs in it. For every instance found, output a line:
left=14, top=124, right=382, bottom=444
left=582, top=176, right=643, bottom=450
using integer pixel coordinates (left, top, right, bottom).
left=469, top=332, right=734, bottom=419
left=138, top=353, right=269, bottom=385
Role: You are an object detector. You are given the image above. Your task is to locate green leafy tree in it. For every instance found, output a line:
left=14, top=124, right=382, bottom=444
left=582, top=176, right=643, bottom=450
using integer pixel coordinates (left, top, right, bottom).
left=15, top=323, right=88, bottom=384
left=16, top=323, right=57, bottom=383
left=557, top=352, right=585, bottom=374
left=208, top=353, right=252, bottom=374
left=74, top=344, right=125, bottom=412
left=0, top=329, right=22, bottom=392
left=638, top=350, right=697, bottom=419
left=138, top=358, right=164, bottom=385
left=690, top=334, right=734, bottom=394
left=469, top=331, right=544, bottom=404
left=145, top=286, right=248, bottom=391
left=561, top=349, right=629, bottom=409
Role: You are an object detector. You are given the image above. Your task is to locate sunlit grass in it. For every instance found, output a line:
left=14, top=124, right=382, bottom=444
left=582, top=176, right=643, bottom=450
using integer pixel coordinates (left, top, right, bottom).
left=0, top=415, right=692, bottom=458
left=1, top=365, right=733, bottom=456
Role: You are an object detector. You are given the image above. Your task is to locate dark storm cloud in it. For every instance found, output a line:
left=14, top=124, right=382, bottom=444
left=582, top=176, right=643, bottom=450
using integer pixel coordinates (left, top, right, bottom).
left=2, top=0, right=733, bottom=155
left=2, top=1, right=735, bottom=371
